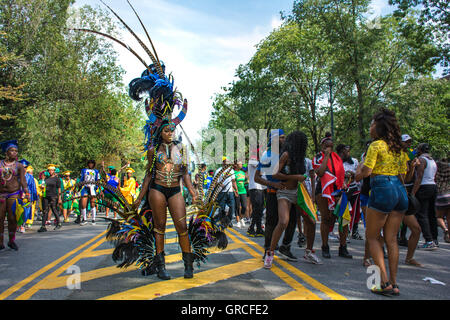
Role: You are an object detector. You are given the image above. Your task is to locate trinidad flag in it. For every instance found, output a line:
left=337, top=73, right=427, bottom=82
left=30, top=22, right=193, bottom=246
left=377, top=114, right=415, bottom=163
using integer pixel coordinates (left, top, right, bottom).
left=313, top=151, right=345, bottom=210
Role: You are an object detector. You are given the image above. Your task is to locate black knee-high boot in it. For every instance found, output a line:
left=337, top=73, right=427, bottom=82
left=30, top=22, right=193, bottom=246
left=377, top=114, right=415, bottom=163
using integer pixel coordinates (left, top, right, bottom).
left=155, top=251, right=171, bottom=280
left=182, top=252, right=194, bottom=279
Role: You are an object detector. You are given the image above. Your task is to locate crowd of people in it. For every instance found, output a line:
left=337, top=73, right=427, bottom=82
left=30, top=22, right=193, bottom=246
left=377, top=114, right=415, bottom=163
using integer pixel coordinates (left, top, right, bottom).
left=1, top=108, right=449, bottom=296
left=193, top=108, right=449, bottom=296
left=0, top=147, right=142, bottom=241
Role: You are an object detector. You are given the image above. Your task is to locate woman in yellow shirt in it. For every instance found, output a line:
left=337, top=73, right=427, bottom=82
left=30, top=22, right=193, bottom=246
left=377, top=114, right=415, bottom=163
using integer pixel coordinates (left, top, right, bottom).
left=356, top=108, right=408, bottom=297
left=120, top=168, right=136, bottom=204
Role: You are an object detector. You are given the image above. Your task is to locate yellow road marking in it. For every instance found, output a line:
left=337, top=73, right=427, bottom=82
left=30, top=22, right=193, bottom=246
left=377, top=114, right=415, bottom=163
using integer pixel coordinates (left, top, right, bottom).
left=36, top=243, right=243, bottom=290
left=226, top=231, right=320, bottom=300
left=228, top=228, right=347, bottom=300
left=99, top=258, right=262, bottom=300
left=0, top=230, right=106, bottom=300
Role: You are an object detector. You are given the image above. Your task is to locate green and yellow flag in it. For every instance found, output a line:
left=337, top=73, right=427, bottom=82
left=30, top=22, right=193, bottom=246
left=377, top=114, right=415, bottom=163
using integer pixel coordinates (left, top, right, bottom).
left=297, top=183, right=318, bottom=222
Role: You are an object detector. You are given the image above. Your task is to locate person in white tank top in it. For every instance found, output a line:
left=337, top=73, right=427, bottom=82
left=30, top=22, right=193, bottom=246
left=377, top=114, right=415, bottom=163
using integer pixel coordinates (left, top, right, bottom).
left=412, top=143, right=439, bottom=249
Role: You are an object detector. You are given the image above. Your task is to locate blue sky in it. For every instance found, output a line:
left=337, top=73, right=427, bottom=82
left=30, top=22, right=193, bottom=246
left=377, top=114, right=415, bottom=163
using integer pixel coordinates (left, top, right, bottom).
left=72, top=0, right=393, bottom=142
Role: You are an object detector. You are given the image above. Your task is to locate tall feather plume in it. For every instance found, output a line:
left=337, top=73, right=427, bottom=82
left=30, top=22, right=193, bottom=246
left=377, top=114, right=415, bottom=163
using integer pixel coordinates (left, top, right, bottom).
left=126, top=0, right=161, bottom=65
left=100, top=0, right=164, bottom=79
left=204, top=164, right=232, bottom=204
left=209, top=166, right=233, bottom=204
left=69, top=28, right=150, bottom=72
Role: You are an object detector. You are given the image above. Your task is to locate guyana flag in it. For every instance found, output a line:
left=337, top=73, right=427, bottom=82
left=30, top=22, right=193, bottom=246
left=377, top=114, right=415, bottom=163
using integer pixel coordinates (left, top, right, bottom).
left=297, top=183, right=318, bottom=222
left=333, top=191, right=351, bottom=232
left=12, top=198, right=30, bottom=226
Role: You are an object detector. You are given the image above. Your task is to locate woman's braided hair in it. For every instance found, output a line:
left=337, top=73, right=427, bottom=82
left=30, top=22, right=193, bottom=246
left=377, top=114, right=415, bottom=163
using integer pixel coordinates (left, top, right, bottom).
left=372, top=108, right=403, bottom=155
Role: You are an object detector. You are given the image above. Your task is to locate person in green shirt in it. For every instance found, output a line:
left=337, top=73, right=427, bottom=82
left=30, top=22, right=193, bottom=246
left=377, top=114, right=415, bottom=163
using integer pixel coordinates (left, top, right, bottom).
left=234, top=161, right=248, bottom=229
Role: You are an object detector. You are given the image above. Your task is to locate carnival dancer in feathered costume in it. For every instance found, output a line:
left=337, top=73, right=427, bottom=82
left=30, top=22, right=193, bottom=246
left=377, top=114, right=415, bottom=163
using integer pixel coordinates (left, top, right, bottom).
left=70, top=0, right=230, bottom=280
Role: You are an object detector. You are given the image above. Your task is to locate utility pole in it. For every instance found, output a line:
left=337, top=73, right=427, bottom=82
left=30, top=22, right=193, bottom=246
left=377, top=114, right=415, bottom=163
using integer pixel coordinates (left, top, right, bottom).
left=329, top=74, right=334, bottom=140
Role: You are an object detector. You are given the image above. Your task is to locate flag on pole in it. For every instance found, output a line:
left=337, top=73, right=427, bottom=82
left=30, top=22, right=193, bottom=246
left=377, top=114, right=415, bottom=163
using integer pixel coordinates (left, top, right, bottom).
left=297, top=183, right=318, bottom=222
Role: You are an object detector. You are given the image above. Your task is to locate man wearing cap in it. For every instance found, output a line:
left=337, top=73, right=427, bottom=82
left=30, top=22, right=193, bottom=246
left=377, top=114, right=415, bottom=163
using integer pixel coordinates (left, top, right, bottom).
left=25, top=165, right=39, bottom=228
left=0, top=140, right=29, bottom=250
left=120, top=167, right=137, bottom=204
left=61, top=171, right=76, bottom=223
left=38, top=164, right=62, bottom=232
left=402, top=134, right=417, bottom=161
left=18, top=159, right=38, bottom=231
left=214, top=157, right=238, bottom=227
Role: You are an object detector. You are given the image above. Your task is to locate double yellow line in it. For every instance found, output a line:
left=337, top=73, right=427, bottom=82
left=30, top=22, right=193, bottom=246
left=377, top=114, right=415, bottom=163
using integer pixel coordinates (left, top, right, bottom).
left=0, top=222, right=346, bottom=300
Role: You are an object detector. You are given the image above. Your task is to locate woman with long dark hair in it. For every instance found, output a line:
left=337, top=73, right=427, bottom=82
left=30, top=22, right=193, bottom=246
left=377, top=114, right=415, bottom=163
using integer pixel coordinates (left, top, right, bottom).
left=356, top=108, right=409, bottom=296
left=264, top=131, right=321, bottom=268
left=135, top=118, right=197, bottom=280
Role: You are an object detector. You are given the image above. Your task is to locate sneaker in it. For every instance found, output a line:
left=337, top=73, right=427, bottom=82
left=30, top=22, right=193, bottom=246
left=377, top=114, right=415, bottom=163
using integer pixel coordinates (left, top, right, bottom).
left=419, top=241, right=437, bottom=251
left=247, top=229, right=256, bottom=237
left=92, top=220, right=96, bottom=225
left=433, top=239, right=439, bottom=248
left=264, top=251, right=274, bottom=269
left=352, top=231, right=363, bottom=240
left=278, top=245, right=298, bottom=262
left=18, top=226, right=25, bottom=233
left=304, top=249, right=323, bottom=265
left=38, top=226, right=47, bottom=233
left=54, top=224, right=62, bottom=230
left=64, top=218, right=70, bottom=223
left=236, top=220, right=242, bottom=229
left=240, top=219, right=246, bottom=227
left=80, top=219, right=87, bottom=226
left=255, top=229, right=265, bottom=237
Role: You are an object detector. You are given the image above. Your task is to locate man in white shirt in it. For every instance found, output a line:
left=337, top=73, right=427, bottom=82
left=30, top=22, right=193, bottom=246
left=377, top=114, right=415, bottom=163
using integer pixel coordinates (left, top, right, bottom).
left=214, top=157, right=238, bottom=227
left=247, top=150, right=266, bottom=237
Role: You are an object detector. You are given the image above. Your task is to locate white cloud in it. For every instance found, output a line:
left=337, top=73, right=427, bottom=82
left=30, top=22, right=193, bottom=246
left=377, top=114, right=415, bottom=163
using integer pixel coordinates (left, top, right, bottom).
left=73, top=0, right=284, bottom=143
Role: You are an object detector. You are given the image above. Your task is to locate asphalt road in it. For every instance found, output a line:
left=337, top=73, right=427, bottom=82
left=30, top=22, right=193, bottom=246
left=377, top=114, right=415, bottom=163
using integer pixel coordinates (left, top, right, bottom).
left=0, top=211, right=449, bottom=301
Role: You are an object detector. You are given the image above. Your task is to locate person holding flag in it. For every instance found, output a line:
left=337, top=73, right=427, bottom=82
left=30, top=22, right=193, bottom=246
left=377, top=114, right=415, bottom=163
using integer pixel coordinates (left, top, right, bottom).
left=17, top=159, right=38, bottom=232
left=264, top=131, right=322, bottom=269
left=313, top=132, right=352, bottom=259
left=0, top=140, right=30, bottom=250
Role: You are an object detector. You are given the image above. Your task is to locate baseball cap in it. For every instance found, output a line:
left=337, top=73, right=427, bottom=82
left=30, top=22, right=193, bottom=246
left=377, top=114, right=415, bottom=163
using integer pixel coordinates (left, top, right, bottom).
left=401, top=134, right=412, bottom=142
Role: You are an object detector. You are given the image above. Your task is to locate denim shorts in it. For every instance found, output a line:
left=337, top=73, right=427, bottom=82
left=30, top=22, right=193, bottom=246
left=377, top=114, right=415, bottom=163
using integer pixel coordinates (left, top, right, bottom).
left=368, top=175, right=408, bottom=214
